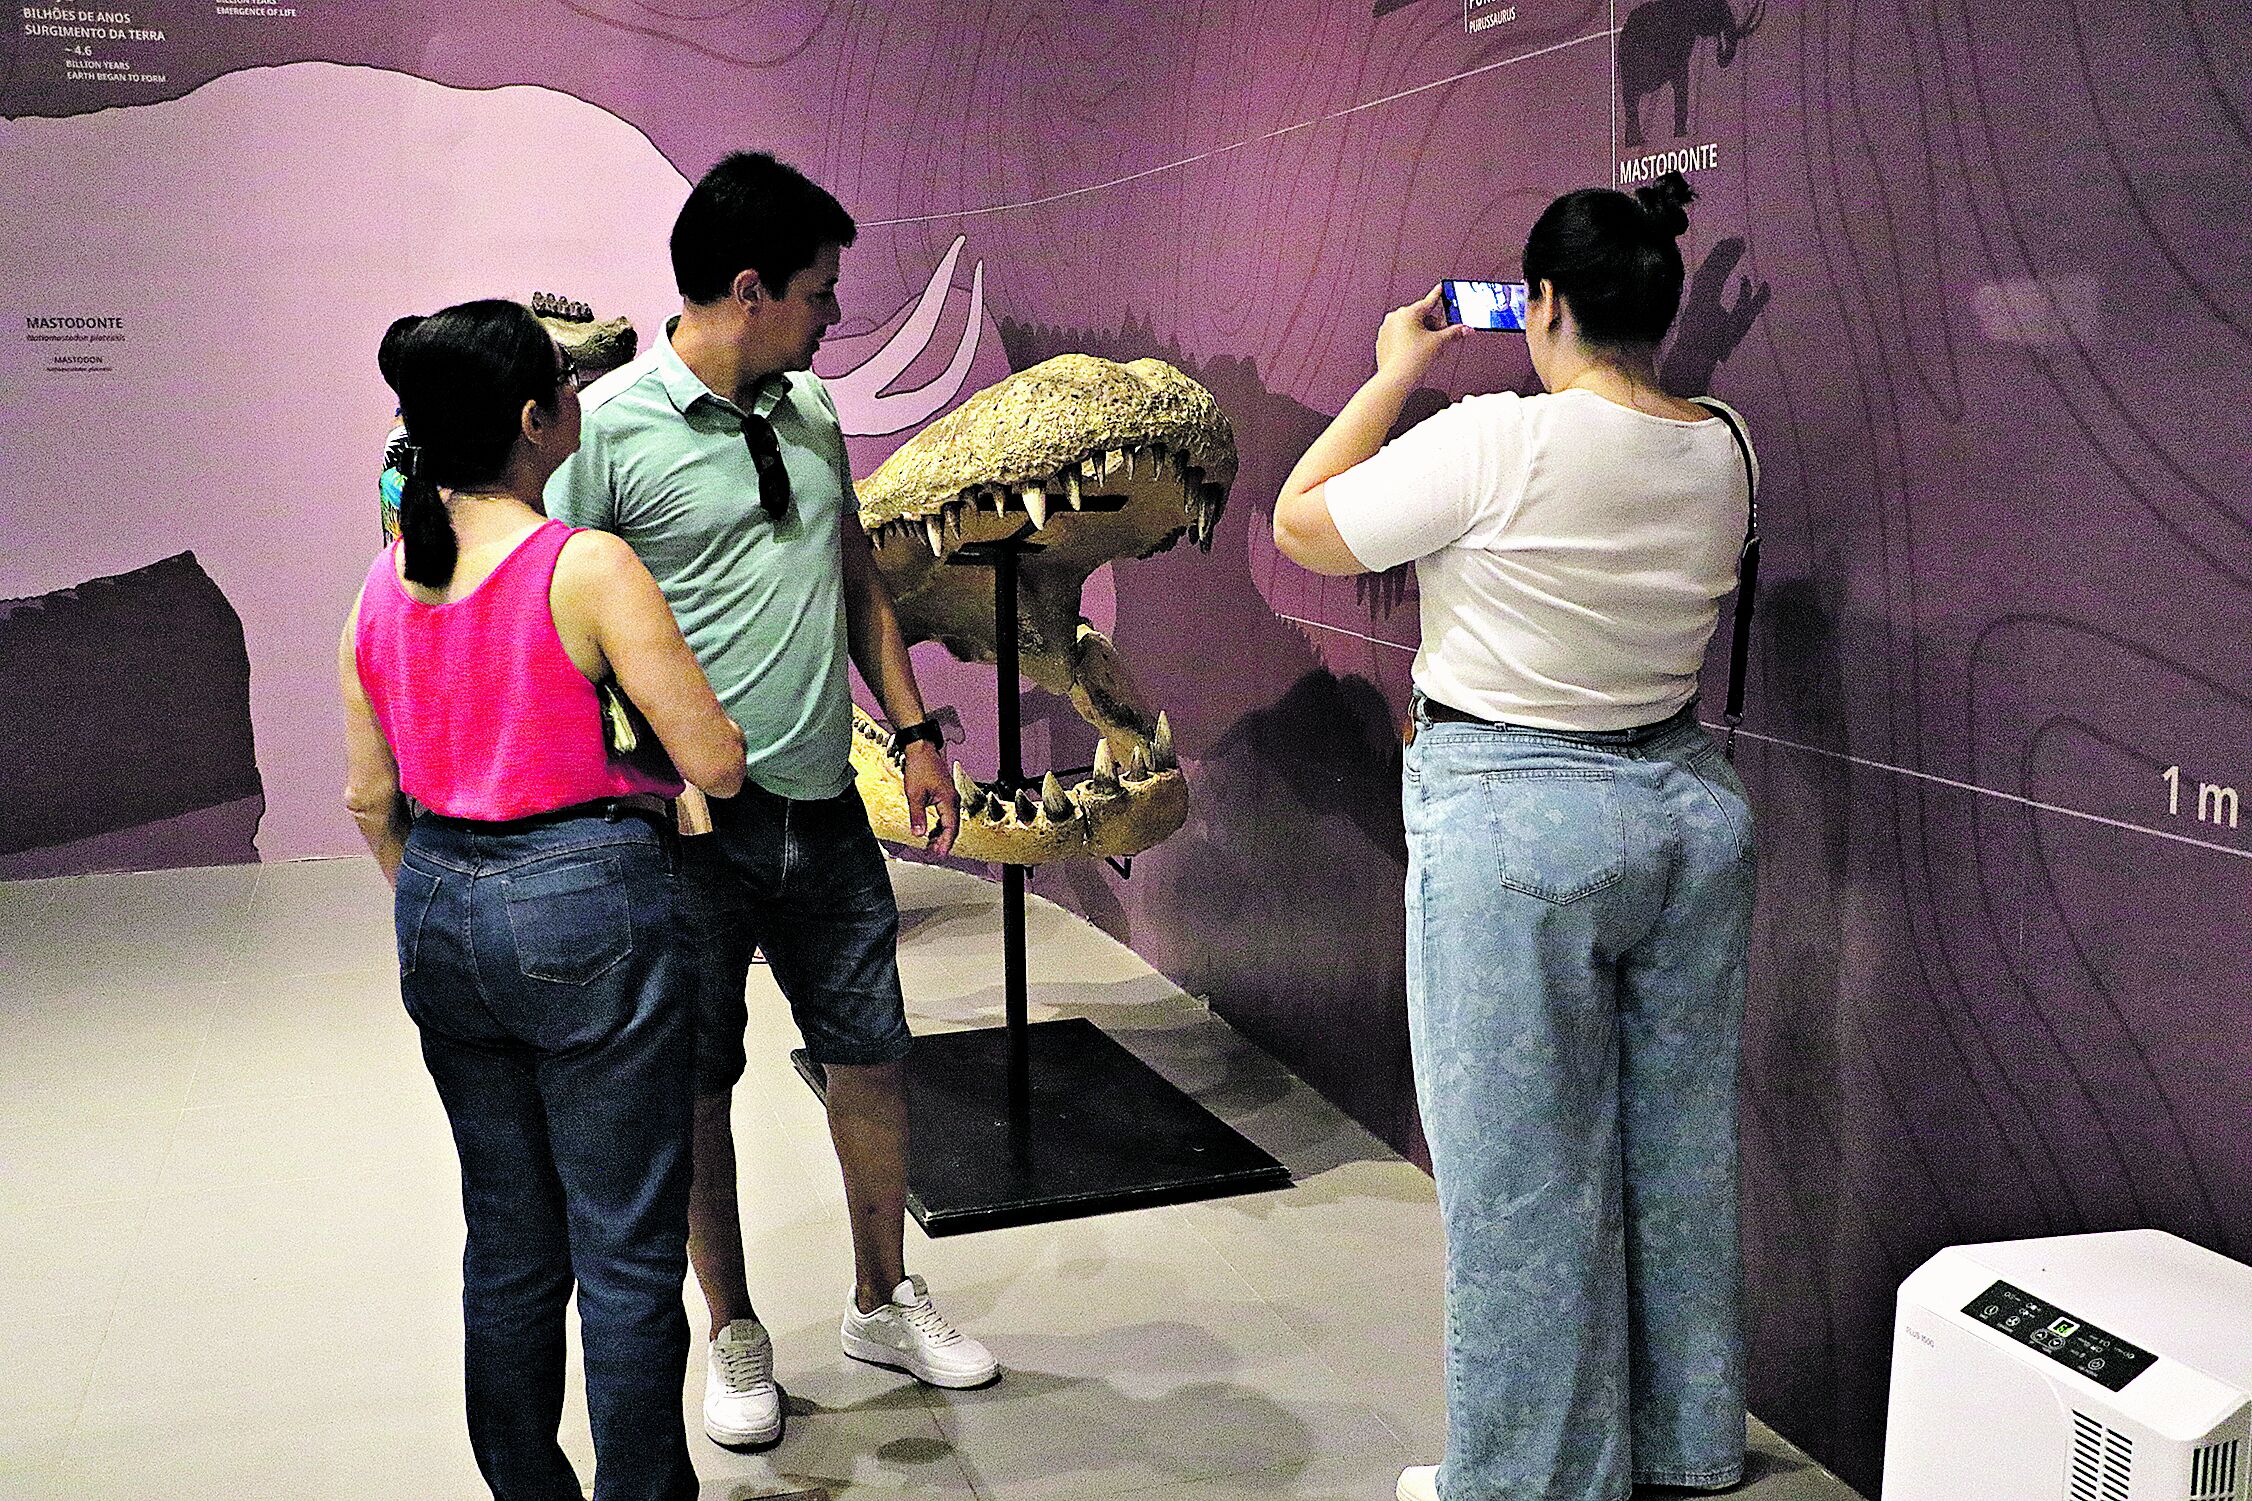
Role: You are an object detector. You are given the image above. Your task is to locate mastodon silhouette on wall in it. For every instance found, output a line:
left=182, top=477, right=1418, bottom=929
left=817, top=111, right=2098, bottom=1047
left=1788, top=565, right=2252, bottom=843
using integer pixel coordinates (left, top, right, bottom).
left=1619, top=0, right=1765, bottom=147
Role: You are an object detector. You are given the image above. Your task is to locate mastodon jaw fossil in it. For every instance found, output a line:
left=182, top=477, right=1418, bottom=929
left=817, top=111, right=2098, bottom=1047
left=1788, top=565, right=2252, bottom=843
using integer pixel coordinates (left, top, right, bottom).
left=849, top=353, right=1236, bottom=864
left=825, top=235, right=986, bottom=436
left=531, top=293, right=638, bottom=375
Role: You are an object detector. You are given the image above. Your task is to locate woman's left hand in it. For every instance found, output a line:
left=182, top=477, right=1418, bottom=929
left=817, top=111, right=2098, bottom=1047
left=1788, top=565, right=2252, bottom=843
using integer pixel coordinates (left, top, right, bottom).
left=1375, top=286, right=1472, bottom=386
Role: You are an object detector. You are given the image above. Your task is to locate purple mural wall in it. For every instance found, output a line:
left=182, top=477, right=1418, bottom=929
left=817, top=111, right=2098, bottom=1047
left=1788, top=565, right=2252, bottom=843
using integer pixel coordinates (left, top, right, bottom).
left=6, top=3, right=2247, bottom=1490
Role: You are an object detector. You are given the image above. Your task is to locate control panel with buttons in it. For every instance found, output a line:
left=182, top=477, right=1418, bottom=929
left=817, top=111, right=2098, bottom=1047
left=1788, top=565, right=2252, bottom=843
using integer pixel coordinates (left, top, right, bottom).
left=1962, top=1281, right=2156, bottom=1392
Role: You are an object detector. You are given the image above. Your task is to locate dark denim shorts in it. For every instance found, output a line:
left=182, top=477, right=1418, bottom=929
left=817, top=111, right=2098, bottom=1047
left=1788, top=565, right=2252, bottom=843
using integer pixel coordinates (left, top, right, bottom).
left=682, top=782, right=910, bottom=1090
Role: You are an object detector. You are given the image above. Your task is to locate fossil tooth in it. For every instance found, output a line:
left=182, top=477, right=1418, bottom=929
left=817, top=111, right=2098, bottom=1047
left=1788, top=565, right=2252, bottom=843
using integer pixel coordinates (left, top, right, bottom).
left=1153, top=711, right=1176, bottom=770
left=1092, top=737, right=1118, bottom=789
left=925, top=517, right=945, bottom=557
left=1013, top=788, right=1040, bottom=824
left=1124, top=447, right=1137, bottom=480
left=1021, top=485, right=1049, bottom=530
left=953, top=762, right=978, bottom=804
left=1064, top=470, right=1082, bottom=509
left=1128, top=744, right=1152, bottom=781
left=1041, top=771, right=1074, bottom=821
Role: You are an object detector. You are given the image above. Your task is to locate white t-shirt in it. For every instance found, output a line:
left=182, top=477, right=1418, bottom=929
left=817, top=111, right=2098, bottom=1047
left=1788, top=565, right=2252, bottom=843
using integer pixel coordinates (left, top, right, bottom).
left=1325, top=387, right=1754, bottom=732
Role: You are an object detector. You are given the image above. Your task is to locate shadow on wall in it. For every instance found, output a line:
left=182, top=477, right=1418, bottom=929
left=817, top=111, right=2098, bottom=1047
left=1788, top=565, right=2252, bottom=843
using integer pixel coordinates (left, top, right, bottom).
left=1664, top=237, right=1773, bottom=393
left=0, top=553, right=264, bottom=879
left=1002, top=315, right=1428, bottom=1163
left=1727, top=574, right=1872, bottom=1482
left=1145, top=665, right=1414, bottom=1146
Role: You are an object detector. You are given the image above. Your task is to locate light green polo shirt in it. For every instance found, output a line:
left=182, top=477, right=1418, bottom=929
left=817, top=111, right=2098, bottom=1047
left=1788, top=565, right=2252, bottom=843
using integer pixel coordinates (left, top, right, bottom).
left=547, top=329, right=855, bottom=801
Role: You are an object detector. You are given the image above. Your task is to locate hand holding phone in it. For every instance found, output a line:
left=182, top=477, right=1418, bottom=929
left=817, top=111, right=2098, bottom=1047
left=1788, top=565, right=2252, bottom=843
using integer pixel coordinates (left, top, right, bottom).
left=1376, top=286, right=1474, bottom=383
left=1441, top=279, right=1529, bottom=331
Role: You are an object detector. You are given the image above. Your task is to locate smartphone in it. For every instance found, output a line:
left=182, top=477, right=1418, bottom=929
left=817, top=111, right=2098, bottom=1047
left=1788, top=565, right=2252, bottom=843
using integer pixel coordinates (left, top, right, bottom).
left=1441, top=278, right=1528, bottom=331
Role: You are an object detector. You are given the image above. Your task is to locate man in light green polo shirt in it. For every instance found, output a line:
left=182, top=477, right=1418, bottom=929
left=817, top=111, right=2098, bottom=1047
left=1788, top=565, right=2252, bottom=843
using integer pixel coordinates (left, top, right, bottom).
left=549, top=151, right=994, bottom=1452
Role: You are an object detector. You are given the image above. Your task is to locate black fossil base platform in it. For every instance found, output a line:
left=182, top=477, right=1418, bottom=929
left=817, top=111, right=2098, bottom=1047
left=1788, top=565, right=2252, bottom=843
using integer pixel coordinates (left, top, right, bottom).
left=792, top=1017, right=1291, bottom=1235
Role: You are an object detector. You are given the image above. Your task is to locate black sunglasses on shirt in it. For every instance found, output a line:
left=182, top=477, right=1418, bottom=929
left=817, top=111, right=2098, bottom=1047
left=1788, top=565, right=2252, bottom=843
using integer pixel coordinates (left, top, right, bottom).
left=740, top=412, right=791, bottom=521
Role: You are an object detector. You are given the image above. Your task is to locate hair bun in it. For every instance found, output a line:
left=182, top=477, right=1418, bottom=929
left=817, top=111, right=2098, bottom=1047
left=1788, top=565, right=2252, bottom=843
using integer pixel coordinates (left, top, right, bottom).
left=1633, top=172, right=1696, bottom=239
left=377, top=313, right=429, bottom=394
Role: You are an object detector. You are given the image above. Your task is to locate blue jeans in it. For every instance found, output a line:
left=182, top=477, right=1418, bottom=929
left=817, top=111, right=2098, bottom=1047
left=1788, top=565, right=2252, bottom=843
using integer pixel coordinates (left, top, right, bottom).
left=1402, top=702, right=1753, bottom=1501
left=395, top=809, right=698, bottom=1501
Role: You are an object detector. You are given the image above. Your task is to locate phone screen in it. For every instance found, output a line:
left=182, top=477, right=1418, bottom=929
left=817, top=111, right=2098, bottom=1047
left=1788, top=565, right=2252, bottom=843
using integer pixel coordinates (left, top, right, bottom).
left=1441, top=279, right=1528, bottom=331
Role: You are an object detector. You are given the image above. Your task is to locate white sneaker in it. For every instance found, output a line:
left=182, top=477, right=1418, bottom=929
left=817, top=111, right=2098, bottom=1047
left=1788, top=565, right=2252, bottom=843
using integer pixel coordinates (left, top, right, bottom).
left=703, top=1318, right=783, bottom=1448
left=1396, top=1465, right=1439, bottom=1501
left=839, top=1274, right=998, bottom=1388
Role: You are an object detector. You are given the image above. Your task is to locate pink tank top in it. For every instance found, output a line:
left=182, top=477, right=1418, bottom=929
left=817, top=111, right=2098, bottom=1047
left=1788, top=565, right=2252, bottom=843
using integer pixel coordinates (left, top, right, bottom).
left=354, top=519, right=684, bottom=819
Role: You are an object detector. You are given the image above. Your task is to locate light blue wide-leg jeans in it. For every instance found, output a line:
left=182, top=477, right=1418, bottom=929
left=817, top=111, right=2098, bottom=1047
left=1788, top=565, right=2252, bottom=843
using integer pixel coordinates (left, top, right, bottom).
left=1402, top=701, right=1753, bottom=1501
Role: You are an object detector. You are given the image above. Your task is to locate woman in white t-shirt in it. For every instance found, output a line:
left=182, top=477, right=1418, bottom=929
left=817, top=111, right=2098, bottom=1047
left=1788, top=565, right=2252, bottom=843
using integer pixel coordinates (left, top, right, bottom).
left=1274, top=173, right=1757, bottom=1501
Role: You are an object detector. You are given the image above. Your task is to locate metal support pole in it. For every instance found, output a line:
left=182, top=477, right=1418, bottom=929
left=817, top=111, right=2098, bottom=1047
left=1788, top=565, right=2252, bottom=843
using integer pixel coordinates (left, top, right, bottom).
left=991, top=541, right=1031, bottom=1120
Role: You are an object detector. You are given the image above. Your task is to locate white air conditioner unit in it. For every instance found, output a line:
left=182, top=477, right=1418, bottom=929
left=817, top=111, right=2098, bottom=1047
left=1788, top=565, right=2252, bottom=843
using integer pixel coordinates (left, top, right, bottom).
left=1883, top=1230, right=2250, bottom=1501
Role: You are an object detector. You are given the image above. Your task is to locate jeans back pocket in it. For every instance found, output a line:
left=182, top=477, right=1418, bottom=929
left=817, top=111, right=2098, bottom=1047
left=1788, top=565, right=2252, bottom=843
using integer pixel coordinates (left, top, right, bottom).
left=394, top=863, right=441, bottom=977
left=1478, top=769, right=1626, bottom=904
left=504, top=855, right=632, bottom=985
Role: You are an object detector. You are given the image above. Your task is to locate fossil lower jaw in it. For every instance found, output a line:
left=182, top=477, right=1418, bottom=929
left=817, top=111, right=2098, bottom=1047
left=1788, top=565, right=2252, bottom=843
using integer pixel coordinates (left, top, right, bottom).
left=850, top=693, right=1185, bottom=864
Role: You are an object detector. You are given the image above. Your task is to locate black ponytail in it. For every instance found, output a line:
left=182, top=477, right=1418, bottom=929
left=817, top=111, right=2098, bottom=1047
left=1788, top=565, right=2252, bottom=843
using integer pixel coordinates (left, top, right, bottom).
left=1522, top=171, right=1697, bottom=347
left=375, top=299, right=562, bottom=589
left=392, top=447, right=458, bottom=588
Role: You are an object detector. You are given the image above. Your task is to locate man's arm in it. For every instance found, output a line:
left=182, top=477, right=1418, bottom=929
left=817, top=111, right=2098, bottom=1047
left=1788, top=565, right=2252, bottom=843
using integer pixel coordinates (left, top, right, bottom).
left=839, top=514, right=958, bottom=857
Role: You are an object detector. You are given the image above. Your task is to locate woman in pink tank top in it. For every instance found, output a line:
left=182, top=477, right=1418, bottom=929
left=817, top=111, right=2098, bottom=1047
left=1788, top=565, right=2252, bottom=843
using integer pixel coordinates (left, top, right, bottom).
left=338, top=299, right=743, bottom=1501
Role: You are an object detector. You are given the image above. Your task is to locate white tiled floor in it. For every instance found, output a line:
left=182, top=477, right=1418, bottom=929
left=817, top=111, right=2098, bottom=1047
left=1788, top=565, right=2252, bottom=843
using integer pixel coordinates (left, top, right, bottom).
left=0, top=857, right=1862, bottom=1500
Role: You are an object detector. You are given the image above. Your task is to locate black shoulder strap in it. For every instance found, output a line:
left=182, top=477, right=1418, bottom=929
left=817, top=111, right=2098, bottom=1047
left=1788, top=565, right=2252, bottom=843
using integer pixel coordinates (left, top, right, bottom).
left=1691, top=398, right=1759, bottom=757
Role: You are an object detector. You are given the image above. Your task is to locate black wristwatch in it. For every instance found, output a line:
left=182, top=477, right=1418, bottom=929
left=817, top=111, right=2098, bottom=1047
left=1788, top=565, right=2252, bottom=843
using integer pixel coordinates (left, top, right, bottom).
left=890, top=716, right=945, bottom=756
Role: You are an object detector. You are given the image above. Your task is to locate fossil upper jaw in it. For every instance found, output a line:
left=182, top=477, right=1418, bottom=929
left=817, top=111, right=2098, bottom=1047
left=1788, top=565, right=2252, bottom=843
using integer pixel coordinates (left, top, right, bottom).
left=859, top=354, right=1237, bottom=531
left=853, top=353, right=1236, bottom=863
left=860, top=354, right=1234, bottom=689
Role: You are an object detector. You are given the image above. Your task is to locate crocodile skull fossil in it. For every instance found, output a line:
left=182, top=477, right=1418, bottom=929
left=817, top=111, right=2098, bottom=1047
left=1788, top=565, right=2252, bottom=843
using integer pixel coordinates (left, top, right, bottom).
left=852, top=353, right=1236, bottom=864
